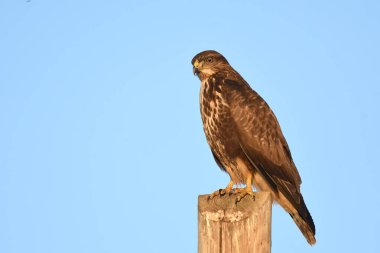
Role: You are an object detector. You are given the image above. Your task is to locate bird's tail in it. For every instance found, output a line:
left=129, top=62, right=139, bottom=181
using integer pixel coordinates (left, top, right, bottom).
left=289, top=195, right=316, bottom=245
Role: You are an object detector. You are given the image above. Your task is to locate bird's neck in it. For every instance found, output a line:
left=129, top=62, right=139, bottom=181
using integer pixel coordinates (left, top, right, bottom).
left=197, top=72, right=211, bottom=82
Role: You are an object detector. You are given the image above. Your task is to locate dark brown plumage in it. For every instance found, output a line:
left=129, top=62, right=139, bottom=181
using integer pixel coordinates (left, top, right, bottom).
left=191, top=50, right=316, bottom=245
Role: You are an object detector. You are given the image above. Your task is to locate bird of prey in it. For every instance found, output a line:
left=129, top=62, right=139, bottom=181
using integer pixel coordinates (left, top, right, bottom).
left=191, top=50, right=316, bottom=245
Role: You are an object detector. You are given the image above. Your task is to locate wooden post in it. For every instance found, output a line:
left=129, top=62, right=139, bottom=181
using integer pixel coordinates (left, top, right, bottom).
left=198, top=192, right=272, bottom=253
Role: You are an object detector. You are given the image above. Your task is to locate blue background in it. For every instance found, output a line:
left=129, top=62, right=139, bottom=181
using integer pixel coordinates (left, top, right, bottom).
left=1, top=1, right=379, bottom=252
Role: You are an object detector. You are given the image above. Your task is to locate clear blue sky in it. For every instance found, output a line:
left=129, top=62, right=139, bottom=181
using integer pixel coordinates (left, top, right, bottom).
left=1, top=1, right=379, bottom=252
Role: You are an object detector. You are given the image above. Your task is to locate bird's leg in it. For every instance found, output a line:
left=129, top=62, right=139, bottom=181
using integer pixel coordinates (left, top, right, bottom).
left=234, top=175, right=255, bottom=204
left=208, top=181, right=234, bottom=200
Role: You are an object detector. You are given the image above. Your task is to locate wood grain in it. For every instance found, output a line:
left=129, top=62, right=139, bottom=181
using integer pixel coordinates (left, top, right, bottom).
left=198, top=192, right=272, bottom=253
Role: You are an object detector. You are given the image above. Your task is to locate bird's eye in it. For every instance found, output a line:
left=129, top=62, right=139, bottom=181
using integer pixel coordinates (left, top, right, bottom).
left=206, top=57, right=213, bottom=63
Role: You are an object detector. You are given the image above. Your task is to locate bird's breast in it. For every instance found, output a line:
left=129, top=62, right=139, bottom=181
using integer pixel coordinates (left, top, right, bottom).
left=200, top=80, right=227, bottom=137
left=199, top=79, right=235, bottom=162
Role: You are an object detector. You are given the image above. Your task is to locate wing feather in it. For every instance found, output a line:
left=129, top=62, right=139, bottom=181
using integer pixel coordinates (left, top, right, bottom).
left=223, top=78, right=302, bottom=205
left=211, top=149, right=227, bottom=172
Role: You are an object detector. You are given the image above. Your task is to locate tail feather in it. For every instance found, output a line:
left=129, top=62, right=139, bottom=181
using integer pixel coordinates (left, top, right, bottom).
left=290, top=195, right=316, bottom=245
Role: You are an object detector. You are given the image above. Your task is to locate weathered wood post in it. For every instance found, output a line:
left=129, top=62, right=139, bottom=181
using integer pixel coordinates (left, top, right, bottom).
left=198, top=192, right=272, bottom=253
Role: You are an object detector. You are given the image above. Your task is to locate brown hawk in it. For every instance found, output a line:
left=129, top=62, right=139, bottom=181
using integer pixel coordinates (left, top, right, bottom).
left=192, top=50, right=316, bottom=245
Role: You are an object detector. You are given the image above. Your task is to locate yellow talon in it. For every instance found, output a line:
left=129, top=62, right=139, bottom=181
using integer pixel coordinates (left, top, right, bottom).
left=234, top=175, right=255, bottom=204
left=234, top=186, right=255, bottom=204
left=208, top=181, right=234, bottom=200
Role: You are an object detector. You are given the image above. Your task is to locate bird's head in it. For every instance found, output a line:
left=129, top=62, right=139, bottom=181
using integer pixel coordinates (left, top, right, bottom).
left=191, top=50, right=230, bottom=80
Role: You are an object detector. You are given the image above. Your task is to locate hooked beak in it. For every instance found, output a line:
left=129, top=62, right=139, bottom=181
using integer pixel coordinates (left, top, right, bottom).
left=192, top=59, right=200, bottom=76
left=193, top=66, right=200, bottom=76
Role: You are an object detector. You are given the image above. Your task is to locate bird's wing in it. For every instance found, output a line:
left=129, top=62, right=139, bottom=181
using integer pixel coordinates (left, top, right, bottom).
left=211, top=149, right=227, bottom=172
left=223, top=78, right=302, bottom=205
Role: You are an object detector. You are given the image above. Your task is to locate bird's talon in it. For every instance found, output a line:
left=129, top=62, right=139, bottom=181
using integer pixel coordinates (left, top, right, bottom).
left=208, top=188, right=224, bottom=200
left=233, top=187, right=255, bottom=204
left=208, top=182, right=234, bottom=200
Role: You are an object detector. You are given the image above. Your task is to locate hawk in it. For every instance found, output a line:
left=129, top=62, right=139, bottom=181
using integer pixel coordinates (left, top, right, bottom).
left=192, top=50, right=316, bottom=245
